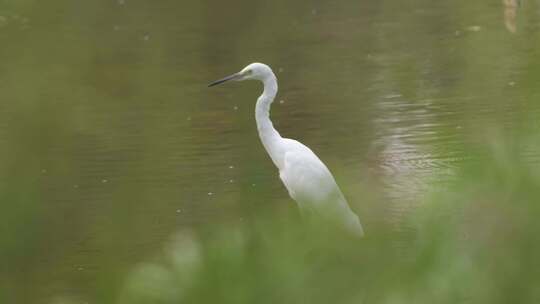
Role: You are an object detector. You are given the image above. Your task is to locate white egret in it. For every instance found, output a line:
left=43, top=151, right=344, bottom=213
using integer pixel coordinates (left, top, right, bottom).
left=209, top=63, right=364, bottom=236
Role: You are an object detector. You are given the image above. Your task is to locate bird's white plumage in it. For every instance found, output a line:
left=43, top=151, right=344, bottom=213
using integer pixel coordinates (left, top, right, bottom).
left=211, top=62, right=364, bottom=236
left=279, top=139, right=363, bottom=236
left=279, top=139, right=336, bottom=204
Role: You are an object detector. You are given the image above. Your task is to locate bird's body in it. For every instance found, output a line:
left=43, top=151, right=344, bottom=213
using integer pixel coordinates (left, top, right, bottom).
left=210, top=63, right=364, bottom=236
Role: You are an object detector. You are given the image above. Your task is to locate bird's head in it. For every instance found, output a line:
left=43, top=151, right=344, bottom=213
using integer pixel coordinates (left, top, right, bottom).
left=208, top=63, right=274, bottom=87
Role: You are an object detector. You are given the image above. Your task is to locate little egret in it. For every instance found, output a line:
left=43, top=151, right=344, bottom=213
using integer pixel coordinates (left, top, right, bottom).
left=209, top=63, right=364, bottom=236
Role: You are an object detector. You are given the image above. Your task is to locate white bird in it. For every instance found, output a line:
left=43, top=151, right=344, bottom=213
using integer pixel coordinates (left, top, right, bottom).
left=209, top=63, right=364, bottom=237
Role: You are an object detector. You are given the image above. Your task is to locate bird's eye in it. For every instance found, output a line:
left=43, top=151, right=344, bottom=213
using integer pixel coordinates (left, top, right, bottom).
left=245, top=69, right=253, bottom=75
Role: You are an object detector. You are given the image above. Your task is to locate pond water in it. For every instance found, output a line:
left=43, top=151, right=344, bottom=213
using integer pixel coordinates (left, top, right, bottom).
left=1, top=0, right=539, bottom=302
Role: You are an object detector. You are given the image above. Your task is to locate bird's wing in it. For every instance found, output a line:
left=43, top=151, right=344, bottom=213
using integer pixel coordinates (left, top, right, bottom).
left=279, top=143, right=364, bottom=236
left=279, top=147, right=341, bottom=209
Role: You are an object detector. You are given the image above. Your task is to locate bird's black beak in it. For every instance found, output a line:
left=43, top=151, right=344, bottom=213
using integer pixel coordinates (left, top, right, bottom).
left=208, top=72, right=241, bottom=87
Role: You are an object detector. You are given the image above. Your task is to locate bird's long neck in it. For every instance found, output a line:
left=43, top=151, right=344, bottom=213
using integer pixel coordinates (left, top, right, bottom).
left=256, top=73, right=283, bottom=168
